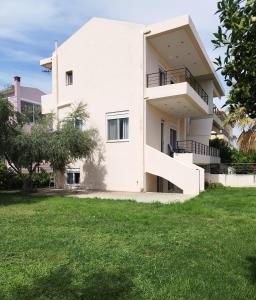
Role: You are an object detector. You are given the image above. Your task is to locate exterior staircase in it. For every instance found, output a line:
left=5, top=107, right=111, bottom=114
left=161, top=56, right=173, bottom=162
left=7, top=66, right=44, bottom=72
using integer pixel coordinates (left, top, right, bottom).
left=145, top=145, right=204, bottom=195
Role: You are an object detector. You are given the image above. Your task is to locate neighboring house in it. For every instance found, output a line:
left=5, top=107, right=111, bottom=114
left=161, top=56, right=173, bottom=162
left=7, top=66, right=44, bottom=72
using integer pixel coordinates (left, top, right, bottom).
left=2, top=76, right=45, bottom=122
left=1, top=76, right=51, bottom=173
left=40, top=15, right=226, bottom=195
left=211, top=104, right=233, bottom=143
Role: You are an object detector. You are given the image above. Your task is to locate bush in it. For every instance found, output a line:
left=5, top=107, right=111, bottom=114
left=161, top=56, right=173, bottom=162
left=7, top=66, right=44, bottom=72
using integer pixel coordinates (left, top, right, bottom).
left=209, top=138, right=233, bottom=163
left=205, top=182, right=224, bottom=189
left=32, top=169, right=51, bottom=188
left=0, top=161, right=51, bottom=190
left=0, top=161, right=23, bottom=190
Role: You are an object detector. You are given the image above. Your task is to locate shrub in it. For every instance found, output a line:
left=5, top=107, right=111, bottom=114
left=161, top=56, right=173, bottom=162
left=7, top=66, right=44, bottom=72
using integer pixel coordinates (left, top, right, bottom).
left=0, top=161, right=23, bottom=190
left=205, top=182, right=224, bottom=189
left=209, top=138, right=233, bottom=163
left=32, top=169, right=51, bottom=188
left=0, top=161, right=50, bottom=190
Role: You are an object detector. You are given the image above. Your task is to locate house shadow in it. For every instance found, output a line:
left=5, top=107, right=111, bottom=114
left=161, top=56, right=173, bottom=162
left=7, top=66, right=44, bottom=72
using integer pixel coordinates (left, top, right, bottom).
left=81, top=138, right=107, bottom=190
left=246, top=256, right=256, bottom=284
left=8, top=265, right=138, bottom=300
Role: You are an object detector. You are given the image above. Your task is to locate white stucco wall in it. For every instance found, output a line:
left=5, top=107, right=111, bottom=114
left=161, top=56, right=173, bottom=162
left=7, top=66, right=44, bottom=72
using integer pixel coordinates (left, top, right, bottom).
left=146, top=103, right=183, bottom=154
left=187, top=116, right=213, bottom=145
left=206, top=173, right=256, bottom=187
left=146, top=41, right=173, bottom=75
left=49, top=18, right=145, bottom=191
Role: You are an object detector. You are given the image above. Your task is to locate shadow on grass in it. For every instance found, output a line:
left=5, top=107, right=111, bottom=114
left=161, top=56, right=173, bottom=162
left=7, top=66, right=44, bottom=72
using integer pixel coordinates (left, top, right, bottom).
left=7, top=265, right=137, bottom=300
left=247, top=256, right=256, bottom=284
left=0, top=193, right=52, bottom=206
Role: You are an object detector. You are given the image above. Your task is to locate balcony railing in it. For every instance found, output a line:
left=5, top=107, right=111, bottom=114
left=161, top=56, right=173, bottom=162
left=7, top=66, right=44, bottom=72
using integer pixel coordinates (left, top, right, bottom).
left=146, top=67, right=209, bottom=104
left=175, top=140, right=220, bottom=157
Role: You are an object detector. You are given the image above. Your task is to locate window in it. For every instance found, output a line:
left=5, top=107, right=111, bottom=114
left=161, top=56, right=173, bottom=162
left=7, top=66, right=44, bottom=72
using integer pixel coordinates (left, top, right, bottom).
left=75, top=119, right=84, bottom=130
left=66, top=71, right=73, bottom=85
left=21, top=100, right=41, bottom=123
left=66, top=169, right=80, bottom=185
left=107, top=112, right=129, bottom=141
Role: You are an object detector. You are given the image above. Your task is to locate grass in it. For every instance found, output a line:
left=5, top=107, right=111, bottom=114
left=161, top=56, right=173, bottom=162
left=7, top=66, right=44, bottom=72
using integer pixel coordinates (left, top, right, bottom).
left=0, top=188, right=256, bottom=300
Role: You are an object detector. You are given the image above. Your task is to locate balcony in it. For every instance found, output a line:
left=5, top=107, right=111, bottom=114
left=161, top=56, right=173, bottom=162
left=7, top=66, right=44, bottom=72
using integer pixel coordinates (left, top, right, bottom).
left=147, top=67, right=208, bottom=104
left=173, top=140, right=220, bottom=165
left=40, top=57, right=52, bottom=70
left=175, top=140, right=219, bottom=156
left=212, top=105, right=232, bottom=141
left=213, top=105, right=225, bottom=122
left=145, top=67, right=209, bottom=117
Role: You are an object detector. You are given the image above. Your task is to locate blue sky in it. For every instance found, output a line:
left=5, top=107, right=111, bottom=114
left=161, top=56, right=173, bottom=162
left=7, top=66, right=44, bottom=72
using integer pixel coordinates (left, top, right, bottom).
left=0, top=0, right=227, bottom=103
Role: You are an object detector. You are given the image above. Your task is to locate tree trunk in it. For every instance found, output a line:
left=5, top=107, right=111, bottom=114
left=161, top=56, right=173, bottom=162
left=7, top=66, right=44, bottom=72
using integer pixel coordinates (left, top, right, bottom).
left=54, top=170, right=65, bottom=189
left=22, top=176, right=33, bottom=194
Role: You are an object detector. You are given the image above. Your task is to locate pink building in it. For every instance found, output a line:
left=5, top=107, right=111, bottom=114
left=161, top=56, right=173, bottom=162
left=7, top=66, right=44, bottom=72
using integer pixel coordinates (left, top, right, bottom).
left=4, top=76, right=45, bottom=122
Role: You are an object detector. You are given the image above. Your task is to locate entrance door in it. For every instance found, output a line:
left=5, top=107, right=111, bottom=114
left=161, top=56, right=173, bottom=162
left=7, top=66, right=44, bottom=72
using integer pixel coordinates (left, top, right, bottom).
left=157, top=121, right=164, bottom=192
left=168, top=128, right=177, bottom=192
left=170, top=128, right=177, bottom=151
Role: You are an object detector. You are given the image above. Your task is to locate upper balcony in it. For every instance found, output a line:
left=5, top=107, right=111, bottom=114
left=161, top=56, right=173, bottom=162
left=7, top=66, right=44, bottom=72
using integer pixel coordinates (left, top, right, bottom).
left=144, top=15, right=225, bottom=117
left=145, top=67, right=209, bottom=117
left=212, top=105, right=232, bottom=141
left=213, top=105, right=225, bottom=126
left=147, top=67, right=208, bottom=104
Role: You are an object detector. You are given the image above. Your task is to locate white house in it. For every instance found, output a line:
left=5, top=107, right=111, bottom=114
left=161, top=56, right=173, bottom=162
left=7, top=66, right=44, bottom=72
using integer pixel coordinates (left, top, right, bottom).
left=40, top=15, right=226, bottom=195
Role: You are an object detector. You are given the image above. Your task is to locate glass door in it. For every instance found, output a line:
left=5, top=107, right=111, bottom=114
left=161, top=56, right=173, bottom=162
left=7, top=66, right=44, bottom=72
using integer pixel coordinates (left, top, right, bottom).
left=170, top=128, right=177, bottom=151
left=159, top=67, right=166, bottom=86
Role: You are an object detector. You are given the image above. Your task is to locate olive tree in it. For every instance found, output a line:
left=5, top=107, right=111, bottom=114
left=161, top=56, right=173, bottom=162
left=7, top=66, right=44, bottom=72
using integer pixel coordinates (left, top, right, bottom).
left=0, top=94, right=97, bottom=193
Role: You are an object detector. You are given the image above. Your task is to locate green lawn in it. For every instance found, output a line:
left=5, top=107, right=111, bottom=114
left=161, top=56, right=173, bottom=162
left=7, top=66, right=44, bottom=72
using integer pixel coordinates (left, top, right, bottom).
left=0, top=188, right=256, bottom=300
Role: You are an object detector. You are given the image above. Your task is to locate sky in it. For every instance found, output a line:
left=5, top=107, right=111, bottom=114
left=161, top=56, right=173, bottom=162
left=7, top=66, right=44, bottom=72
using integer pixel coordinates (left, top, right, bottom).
left=0, top=0, right=228, bottom=109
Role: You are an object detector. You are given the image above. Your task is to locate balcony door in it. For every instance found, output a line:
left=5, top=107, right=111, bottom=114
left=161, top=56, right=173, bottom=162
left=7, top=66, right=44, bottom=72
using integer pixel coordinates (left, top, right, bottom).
left=159, top=66, right=166, bottom=86
left=170, top=128, right=177, bottom=150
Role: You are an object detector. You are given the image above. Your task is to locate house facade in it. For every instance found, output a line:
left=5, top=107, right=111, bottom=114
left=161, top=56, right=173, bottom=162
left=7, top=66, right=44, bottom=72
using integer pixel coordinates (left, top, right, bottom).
left=3, top=76, right=45, bottom=122
left=41, top=15, right=226, bottom=195
left=211, top=105, right=233, bottom=143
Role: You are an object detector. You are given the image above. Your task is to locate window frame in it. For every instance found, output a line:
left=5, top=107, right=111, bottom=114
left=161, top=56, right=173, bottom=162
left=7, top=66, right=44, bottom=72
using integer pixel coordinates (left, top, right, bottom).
left=65, top=70, right=73, bottom=86
left=106, top=111, right=129, bottom=143
left=20, top=100, right=41, bottom=123
left=66, top=168, right=80, bottom=185
left=75, top=118, right=84, bottom=131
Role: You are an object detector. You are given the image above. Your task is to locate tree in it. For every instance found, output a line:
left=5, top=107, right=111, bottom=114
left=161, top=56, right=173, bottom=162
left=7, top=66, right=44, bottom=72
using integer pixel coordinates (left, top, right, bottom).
left=47, top=104, right=98, bottom=188
left=224, top=107, right=256, bottom=152
left=209, top=138, right=233, bottom=163
left=212, top=0, right=256, bottom=118
left=0, top=93, right=97, bottom=193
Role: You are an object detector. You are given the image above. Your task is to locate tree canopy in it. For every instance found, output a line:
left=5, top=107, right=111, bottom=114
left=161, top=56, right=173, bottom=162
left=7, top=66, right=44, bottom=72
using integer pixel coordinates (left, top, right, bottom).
left=0, top=93, right=97, bottom=192
left=212, top=0, right=256, bottom=118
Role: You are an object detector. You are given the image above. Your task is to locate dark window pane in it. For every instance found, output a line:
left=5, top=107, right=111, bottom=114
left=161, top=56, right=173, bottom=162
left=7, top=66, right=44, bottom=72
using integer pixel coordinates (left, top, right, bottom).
left=75, top=119, right=83, bottom=130
left=74, top=173, right=80, bottom=184
left=67, top=173, right=73, bottom=184
left=66, top=71, right=73, bottom=85
left=119, top=118, right=128, bottom=139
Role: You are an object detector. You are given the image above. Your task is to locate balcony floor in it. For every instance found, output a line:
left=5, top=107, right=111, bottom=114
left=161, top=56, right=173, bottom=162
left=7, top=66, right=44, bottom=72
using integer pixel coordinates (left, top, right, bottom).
left=145, top=82, right=209, bottom=117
